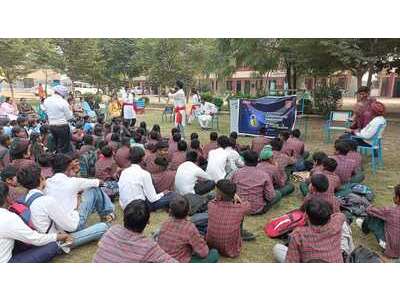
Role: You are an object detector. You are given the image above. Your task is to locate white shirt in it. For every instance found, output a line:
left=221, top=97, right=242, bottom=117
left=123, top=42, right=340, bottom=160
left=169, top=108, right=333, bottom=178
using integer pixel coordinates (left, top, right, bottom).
left=43, top=94, right=73, bottom=125
left=200, top=102, right=217, bottom=115
left=118, top=164, right=164, bottom=209
left=225, top=146, right=244, bottom=174
left=0, top=208, right=57, bottom=263
left=123, top=93, right=136, bottom=119
left=175, top=161, right=212, bottom=195
left=45, top=173, right=99, bottom=212
left=192, top=94, right=201, bottom=105
left=168, top=89, right=186, bottom=107
left=355, top=116, right=387, bottom=143
left=206, top=147, right=229, bottom=182
left=28, top=189, right=80, bottom=234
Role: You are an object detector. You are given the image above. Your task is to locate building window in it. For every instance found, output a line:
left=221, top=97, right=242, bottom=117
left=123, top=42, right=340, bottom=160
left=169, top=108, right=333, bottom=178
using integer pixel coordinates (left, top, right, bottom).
left=226, top=80, right=233, bottom=91
left=244, top=80, right=250, bottom=94
left=236, top=80, right=241, bottom=92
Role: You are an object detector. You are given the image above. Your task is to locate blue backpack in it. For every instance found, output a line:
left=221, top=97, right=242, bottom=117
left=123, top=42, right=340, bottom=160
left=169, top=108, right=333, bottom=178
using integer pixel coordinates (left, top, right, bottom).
left=9, top=192, right=44, bottom=229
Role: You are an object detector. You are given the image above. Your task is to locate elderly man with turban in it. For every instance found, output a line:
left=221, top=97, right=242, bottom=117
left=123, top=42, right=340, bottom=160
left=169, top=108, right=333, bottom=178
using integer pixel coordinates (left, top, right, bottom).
left=42, top=85, right=73, bottom=153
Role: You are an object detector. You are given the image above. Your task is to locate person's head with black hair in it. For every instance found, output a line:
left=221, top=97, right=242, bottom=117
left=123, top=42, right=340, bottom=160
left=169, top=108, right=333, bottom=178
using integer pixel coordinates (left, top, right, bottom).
left=291, top=129, right=301, bottom=138
left=229, top=137, right=236, bottom=148
left=38, top=153, right=54, bottom=168
left=155, top=156, right=169, bottom=171
left=149, top=130, right=160, bottom=141
left=322, top=157, right=337, bottom=173
left=112, top=125, right=120, bottom=134
left=94, top=124, right=103, bottom=136
left=83, top=134, right=94, bottom=146
left=104, top=122, right=112, bottom=131
left=123, top=200, right=150, bottom=233
left=210, top=131, right=218, bottom=142
left=280, top=130, right=290, bottom=141
left=217, top=135, right=230, bottom=149
left=17, top=163, right=44, bottom=191
left=186, top=150, right=198, bottom=163
left=40, top=124, right=49, bottom=136
left=17, top=116, right=28, bottom=127
left=136, top=127, right=145, bottom=137
left=111, top=133, right=120, bottom=143
left=11, top=126, right=26, bottom=138
left=346, top=139, right=358, bottom=152
left=169, top=194, right=190, bottom=219
left=122, top=119, right=130, bottom=129
left=259, top=127, right=267, bottom=135
left=139, top=121, right=147, bottom=132
left=230, top=131, right=238, bottom=140
left=177, top=140, right=187, bottom=152
left=1, top=165, right=18, bottom=187
left=83, top=115, right=90, bottom=123
left=309, top=174, right=329, bottom=194
left=51, top=153, right=74, bottom=174
left=146, top=143, right=157, bottom=153
left=97, top=140, right=108, bottom=150
left=172, top=133, right=181, bottom=143
left=121, top=136, right=131, bottom=147
left=190, top=132, right=199, bottom=140
left=304, top=197, right=332, bottom=226
left=9, top=138, right=30, bottom=160
left=171, top=127, right=180, bottom=137
left=155, top=140, right=169, bottom=157
left=130, top=146, right=145, bottom=164
left=176, top=80, right=184, bottom=90
left=151, top=124, right=161, bottom=133
left=334, top=140, right=350, bottom=156
left=0, top=181, right=9, bottom=208
left=190, top=139, right=201, bottom=150
left=216, top=179, right=237, bottom=202
left=97, top=114, right=105, bottom=125
left=312, top=151, right=328, bottom=166
left=101, top=145, right=113, bottom=158
left=0, top=134, right=11, bottom=148
left=270, top=137, right=284, bottom=151
left=242, top=150, right=259, bottom=167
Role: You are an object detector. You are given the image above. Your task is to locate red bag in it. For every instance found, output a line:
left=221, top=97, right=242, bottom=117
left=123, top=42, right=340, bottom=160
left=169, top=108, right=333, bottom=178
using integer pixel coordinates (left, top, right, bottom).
left=264, top=209, right=306, bottom=238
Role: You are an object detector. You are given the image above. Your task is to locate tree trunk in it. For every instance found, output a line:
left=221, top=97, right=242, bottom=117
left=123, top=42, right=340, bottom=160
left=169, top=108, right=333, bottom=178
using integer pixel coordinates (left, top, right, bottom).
left=265, top=71, right=270, bottom=95
left=8, top=81, right=14, bottom=99
left=286, top=63, right=292, bottom=93
left=292, top=66, right=297, bottom=95
left=356, top=72, right=363, bottom=90
left=158, top=85, right=161, bottom=102
left=366, top=65, right=374, bottom=88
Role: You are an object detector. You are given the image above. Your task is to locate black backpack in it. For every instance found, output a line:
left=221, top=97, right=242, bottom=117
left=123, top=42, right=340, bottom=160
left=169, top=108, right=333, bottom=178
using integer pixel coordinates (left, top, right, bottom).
left=346, top=246, right=382, bottom=263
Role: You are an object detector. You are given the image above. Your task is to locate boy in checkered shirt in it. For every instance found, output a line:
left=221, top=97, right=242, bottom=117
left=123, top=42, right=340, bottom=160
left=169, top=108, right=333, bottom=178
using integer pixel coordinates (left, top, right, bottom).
left=158, top=195, right=219, bottom=263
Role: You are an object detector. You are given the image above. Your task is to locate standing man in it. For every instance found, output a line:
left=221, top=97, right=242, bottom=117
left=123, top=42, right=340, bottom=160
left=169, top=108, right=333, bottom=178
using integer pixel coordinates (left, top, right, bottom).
left=122, top=87, right=136, bottom=127
left=168, top=80, right=186, bottom=132
left=43, top=85, right=73, bottom=154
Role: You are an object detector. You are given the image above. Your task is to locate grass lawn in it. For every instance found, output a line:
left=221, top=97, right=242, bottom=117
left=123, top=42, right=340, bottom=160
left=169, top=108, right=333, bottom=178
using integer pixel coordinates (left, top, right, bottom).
left=53, top=109, right=400, bottom=263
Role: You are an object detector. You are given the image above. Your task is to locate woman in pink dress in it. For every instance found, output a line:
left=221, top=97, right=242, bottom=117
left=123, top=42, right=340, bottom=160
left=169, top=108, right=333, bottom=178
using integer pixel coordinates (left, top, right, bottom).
left=0, top=97, right=18, bottom=121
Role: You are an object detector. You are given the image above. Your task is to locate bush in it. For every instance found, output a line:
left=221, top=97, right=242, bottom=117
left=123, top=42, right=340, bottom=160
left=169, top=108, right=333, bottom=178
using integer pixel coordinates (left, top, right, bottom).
left=141, top=96, right=150, bottom=105
left=212, top=97, right=223, bottom=110
left=312, top=86, right=343, bottom=117
left=200, top=91, right=213, bottom=102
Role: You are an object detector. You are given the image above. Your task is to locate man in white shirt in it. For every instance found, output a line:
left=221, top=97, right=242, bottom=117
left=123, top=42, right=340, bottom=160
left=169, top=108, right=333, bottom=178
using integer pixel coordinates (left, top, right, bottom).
left=225, top=137, right=245, bottom=179
left=118, top=146, right=176, bottom=211
left=168, top=80, right=186, bottom=128
left=44, top=154, right=115, bottom=248
left=198, top=99, right=218, bottom=129
left=175, top=151, right=215, bottom=196
left=206, top=135, right=230, bottom=182
left=123, top=88, right=137, bottom=127
left=0, top=181, right=70, bottom=263
left=43, top=85, right=73, bottom=153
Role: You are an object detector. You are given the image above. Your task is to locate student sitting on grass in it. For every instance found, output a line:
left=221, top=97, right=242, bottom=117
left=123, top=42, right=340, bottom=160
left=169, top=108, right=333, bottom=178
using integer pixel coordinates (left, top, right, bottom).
left=203, top=131, right=218, bottom=159
left=206, top=180, right=252, bottom=258
left=115, top=137, right=132, bottom=169
left=93, top=200, right=177, bottom=263
left=38, top=153, right=54, bottom=179
left=299, top=151, right=327, bottom=196
left=257, top=145, right=295, bottom=198
left=1, top=165, right=26, bottom=206
left=152, top=157, right=176, bottom=194
left=169, top=140, right=188, bottom=171
left=344, top=139, right=365, bottom=183
left=168, top=132, right=181, bottom=161
left=78, top=135, right=96, bottom=156
left=356, top=184, right=400, bottom=259
left=270, top=137, right=296, bottom=177
left=331, top=140, right=358, bottom=185
left=0, top=181, right=71, bottom=263
left=95, top=145, right=120, bottom=199
left=251, top=127, right=270, bottom=155
left=273, top=198, right=346, bottom=263
left=158, top=195, right=219, bottom=263
left=225, top=137, right=245, bottom=179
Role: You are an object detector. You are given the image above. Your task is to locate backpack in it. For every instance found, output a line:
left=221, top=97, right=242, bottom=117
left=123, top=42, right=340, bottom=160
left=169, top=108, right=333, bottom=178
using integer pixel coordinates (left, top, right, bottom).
left=8, top=192, right=43, bottom=229
left=264, top=209, right=306, bottom=238
left=338, top=193, right=371, bottom=217
left=79, top=150, right=97, bottom=178
left=346, top=245, right=382, bottom=263
left=351, top=184, right=375, bottom=202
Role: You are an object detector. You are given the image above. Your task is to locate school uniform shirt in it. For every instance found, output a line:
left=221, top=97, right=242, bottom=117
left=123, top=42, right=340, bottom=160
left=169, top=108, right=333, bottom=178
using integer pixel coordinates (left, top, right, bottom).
left=0, top=208, right=57, bottom=263
left=225, top=146, right=244, bottom=175
left=115, top=146, right=131, bottom=169
left=302, top=192, right=341, bottom=213
left=9, top=158, right=35, bottom=172
left=169, top=151, right=187, bottom=171
left=286, top=213, right=345, bottom=263
left=158, top=218, right=209, bottom=263
left=93, top=224, right=177, bottom=263
left=351, top=98, right=376, bottom=130
left=206, top=147, right=229, bottom=182
left=108, top=141, right=120, bottom=153
left=0, top=145, right=10, bottom=170
left=43, top=94, right=73, bottom=125
left=231, top=166, right=276, bottom=214
left=366, top=205, right=400, bottom=258
left=330, top=155, right=357, bottom=185
left=168, top=141, right=178, bottom=161
left=283, top=137, right=304, bottom=159
left=152, top=169, right=176, bottom=193
left=314, top=169, right=341, bottom=194
left=310, top=164, right=324, bottom=176
left=143, top=151, right=159, bottom=174
left=95, top=156, right=118, bottom=182
left=251, top=136, right=271, bottom=155
left=347, top=151, right=362, bottom=171
left=256, top=160, right=286, bottom=188
left=206, top=198, right=251, bottom=258
left=203, top=141, right=218, bottom=159
left=175, top=161, right=212, bottom=195
left=78, top=144, right=96, bottom=156
left=118, top=164, right=164, bottom=209
left=272, top=150, right=296, bottom=170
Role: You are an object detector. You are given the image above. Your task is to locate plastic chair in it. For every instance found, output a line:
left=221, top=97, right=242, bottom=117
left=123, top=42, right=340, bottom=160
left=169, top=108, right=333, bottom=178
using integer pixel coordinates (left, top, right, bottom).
left=357, top=122, right=386, bottom=174
left=161, top=105, right=174, bottom=122
left=135, top=98, right=145, bottom=114
left=211, top=111, right=220, bottom=130
left=324, top=111, right=352, bottom=143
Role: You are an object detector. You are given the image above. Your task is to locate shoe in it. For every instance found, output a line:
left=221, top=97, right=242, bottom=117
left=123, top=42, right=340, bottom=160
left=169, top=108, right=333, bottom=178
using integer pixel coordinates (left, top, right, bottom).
left=355, top=218, right=364, bottom=229
left=379, top=240, right=386, bottom=249
left=241, top=229, right=256, bottom=241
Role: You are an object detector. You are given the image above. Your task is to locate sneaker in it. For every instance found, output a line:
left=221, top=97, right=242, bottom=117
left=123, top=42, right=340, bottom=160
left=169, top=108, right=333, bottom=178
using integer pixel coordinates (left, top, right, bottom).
left=241, top=229, right=256, bottom=241
left=355, top=218, right=364, bottom=229
left=379, top=240, right=386, bottom=249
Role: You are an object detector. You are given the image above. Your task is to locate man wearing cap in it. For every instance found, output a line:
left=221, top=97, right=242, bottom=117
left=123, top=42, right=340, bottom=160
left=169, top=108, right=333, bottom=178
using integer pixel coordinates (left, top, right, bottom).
left=350, top=86, right=377, bottom=131
left=43, top=85, right=73, bottom=153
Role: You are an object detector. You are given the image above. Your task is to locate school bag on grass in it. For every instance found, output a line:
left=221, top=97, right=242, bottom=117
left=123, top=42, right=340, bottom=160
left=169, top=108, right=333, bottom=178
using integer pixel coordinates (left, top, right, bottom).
left=79, top=150, right=97, bottom=178
left=346, top=245, right=382, bottom=263
left=338, top=193, right=371, bottom=218
left=351, top=184, right=374, bottom=202
left=264, top=209, right=306, bottom=238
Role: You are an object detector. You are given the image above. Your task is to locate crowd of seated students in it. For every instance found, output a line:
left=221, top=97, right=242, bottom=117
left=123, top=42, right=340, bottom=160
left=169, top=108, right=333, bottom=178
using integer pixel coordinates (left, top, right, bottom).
left=0, top=98, right=398, bottom=263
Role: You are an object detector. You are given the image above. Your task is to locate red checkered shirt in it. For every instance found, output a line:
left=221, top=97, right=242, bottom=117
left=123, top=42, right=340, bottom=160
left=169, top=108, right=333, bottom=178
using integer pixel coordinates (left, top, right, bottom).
left=115, top=146, right=131, bottom=169
left=93, top=224, right=177, bottom=263
left=231, top=166, right=276, bottom=214
left=143, top=151, right=159, bottom=173
left=158, top=218, right=209, bottom=262
left=256, top=161, right=286, bottom=188
left=168, top=141, right=178, bottom=161
left=314, top=169, right=341, bottom=194
left=286, top=213, right=345, bottom=263
left=203, top=142, right=218, bottom=159
left=302, top=191, right=341, bottom=213
left=206, top=198, right=251, bottom=258
left=152, top=169, right=176, bottom=193
left=282, top=137, right=304, bottom=159
left=251, top=136, right=271, bottom=155
left=330, top=155, right=357, bottom=184
left=273, top=150, right=296, bottom=170
left=169, top=151, right=186, bottom=171
left=347, top=151, right=362, bottom=171
left=10, top=159, right=35, bottom=172
left=367, top=205, right=400, bottom=258
left=95, top=156, right=118, bottom=181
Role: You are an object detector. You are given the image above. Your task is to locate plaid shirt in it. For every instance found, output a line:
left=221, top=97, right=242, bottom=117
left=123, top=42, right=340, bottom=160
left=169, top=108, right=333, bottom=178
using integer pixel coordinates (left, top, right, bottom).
left=330, top=155, right=357, bottom=184
left=143, top=151, right=159, bottom=173
left=93, top=224, right=177, bottom=263
left=283, top=137, right=304, bottom=159
left=152, top=169, right=176, bottom=193
left=78, top=145, right=96, bottom=156
left=286, top=213, right=345, bottom=263
left=95, top=156, right=118, bottom=181
left=273, top=150, right=296, bottom=170
left=302, top=192, right=341, bottom=213
left=169, top=151, right=186, bottom=171
left=206, top=198, right=251, bottom=258
left=158, top=218, right=209, bottom=262
left=10, top=159, right=35, bottom=172
left=367, top=205, right=400, bottom=258
left=115, top=146, right=131, bottom=169
left=168, top=141, right=178, bottom=161
left=256, top=161, right=286, bottom=188
left=347, top=151, right=362, bottom=171
left=231, top=166, right=276, bottom=214
left=251, top=136, right=271, bottom=155
left=203, top=141, right=218, bottom=159
left=314, top=169, right=341, bottom=194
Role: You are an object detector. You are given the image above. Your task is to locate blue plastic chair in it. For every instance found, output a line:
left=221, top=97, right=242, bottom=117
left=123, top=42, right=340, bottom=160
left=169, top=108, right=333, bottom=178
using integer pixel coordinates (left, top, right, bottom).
left=161, top=105, right=174, bottom=122
left=357, top=122, right=386, bottom=174
left=324, top=111, right=352, bottom=143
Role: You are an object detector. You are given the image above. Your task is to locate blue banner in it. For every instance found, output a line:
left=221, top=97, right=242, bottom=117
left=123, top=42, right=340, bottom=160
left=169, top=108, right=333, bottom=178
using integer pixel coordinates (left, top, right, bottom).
left=238, top=96, right=297, bottom=137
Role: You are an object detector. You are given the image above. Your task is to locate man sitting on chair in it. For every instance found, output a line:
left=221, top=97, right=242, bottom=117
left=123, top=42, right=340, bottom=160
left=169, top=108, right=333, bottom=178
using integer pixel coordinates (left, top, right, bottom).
left=197, top=99, right=217, bottom=129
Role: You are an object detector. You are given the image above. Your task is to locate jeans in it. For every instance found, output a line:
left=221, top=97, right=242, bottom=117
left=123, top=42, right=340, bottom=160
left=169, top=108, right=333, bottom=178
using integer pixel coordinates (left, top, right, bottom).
left=194, top=180, right=215, bottom=195
left=9, top=242, right=59, bottom=263
left=190, top=248, right=220, bottom=263
left=49, top=124, right=72, bottom=154
left=146, top=191, right=177, bottom=212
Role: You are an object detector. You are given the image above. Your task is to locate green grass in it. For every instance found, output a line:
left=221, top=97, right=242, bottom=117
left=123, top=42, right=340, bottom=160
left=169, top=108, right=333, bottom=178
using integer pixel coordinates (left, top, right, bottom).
left=53, top=110, right=400, bottom=263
